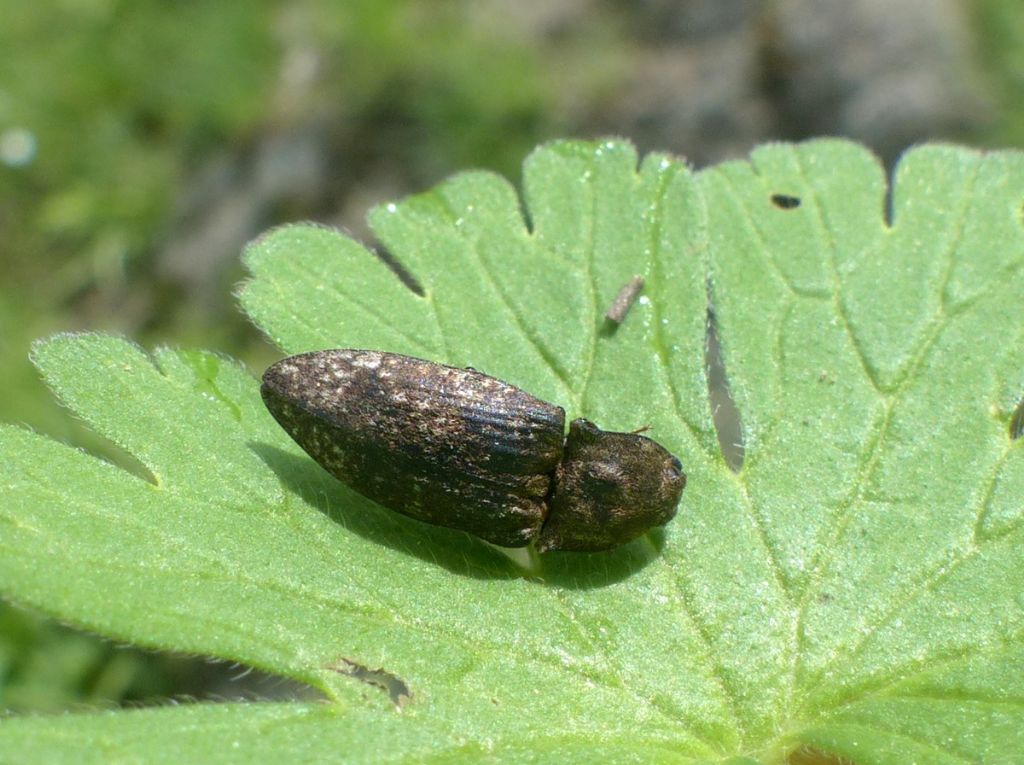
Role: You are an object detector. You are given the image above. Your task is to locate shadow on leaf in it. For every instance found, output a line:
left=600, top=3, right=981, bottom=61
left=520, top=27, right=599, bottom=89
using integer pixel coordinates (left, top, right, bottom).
left=250, top=443, right=521, bottom=581
left=251, top=442, right=661, bottom=587
left=538, top=528, right=665, bottom=589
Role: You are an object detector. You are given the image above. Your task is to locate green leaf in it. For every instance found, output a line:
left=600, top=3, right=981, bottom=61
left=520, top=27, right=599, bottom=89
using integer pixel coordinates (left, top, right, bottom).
left=1, top=139, right=1023, bottom=763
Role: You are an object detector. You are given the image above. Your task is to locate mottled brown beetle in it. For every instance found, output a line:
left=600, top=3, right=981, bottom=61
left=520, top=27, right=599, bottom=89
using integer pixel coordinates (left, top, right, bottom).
left=261, top=350, right=686, bottom=552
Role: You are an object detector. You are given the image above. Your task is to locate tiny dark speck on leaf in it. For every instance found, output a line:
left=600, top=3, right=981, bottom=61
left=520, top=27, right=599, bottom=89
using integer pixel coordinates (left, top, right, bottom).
left=771, top=193, right=801, bottom=210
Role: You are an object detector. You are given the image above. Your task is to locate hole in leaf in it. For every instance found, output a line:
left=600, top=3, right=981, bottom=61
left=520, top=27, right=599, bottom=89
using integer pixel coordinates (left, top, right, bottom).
left=330, top=657, right=411, bottom=707
left=374, top=245, right=424, bottom=296
left=706, top=305, right=745, bottom=471
left=771, top=193, right=801, bottom=210
left=788, top=745, right=855, bottom=765
left=1011, top=395, right=1024, bottom=440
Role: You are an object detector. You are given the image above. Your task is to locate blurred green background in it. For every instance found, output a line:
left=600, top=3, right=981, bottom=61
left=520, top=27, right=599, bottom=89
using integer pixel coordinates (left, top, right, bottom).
left=1, top=0, right=1021, bottom=714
